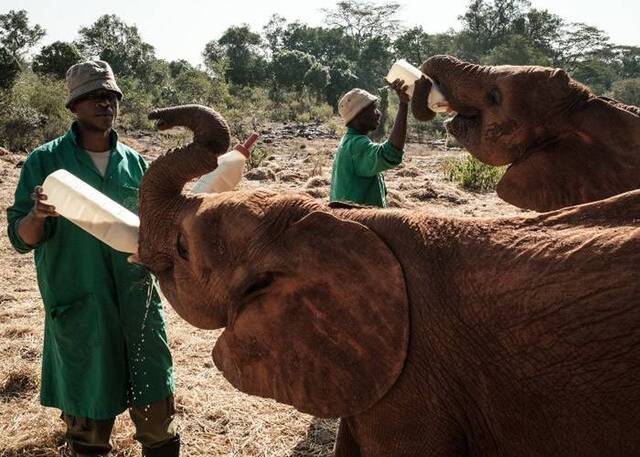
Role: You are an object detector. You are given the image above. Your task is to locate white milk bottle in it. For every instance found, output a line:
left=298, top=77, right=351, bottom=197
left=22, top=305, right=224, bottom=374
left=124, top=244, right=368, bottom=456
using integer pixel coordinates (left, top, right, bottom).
left=42, top=169, right=140, bottom=253
left=385, top=59, right=450, bottom=112
left=191, top=133, right=259, bottom=194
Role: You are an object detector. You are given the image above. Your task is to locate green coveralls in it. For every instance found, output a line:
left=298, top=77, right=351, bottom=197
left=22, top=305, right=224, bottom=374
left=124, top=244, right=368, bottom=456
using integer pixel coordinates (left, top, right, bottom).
left=6, top=123, right=174, bottom=421
left=329, top=127, right=404, bottom=208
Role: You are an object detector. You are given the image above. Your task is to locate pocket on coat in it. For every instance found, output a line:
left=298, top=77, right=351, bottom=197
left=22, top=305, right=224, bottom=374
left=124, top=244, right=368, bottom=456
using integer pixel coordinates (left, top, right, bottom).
left=49, top=293, right=100, bottom=347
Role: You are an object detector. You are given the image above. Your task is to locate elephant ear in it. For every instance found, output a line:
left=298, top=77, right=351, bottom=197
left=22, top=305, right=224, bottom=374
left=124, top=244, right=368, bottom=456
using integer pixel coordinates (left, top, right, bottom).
left=497, top=135, right=637, bottom=212
left=213, top=210, right=409, bottom=418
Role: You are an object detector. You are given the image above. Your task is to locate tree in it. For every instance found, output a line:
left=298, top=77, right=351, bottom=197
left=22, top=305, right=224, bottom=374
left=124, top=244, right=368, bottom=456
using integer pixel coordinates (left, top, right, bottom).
left=393, top=27, right=454, bottom=66
left=356, top=35, right=393, bottom=91
left=215, top=25, right=268, bottom=86
left=280, top=23, right=358, bottom=65
left=610, top=46, right=640, bottom=79
left=325, top=58, right=359, bottom=108
left=554, top=23, right=611, bottom=71
left=32, top=41, right=83, bottom=79
left=272, top=50, right=315, bottom=90
left=77, top=15, right=155, bottom=78
left=524, top=8, right=562, bottom=57
left=457, top=0, right=532, bottom=60
left=304, top=62, right=330, bottom=99
left=0, top=10, right=45, bottom=60
left=0, top=46, right=20, bottom=89
left=571, top=59, right=617, bottom=94
left=263, top=14, right=287, bottom=56
left=323, top=0, right=402, bottom=42
left=610, top=78, right=640, bottom=106
left=481, top=34, right=552, bottom=66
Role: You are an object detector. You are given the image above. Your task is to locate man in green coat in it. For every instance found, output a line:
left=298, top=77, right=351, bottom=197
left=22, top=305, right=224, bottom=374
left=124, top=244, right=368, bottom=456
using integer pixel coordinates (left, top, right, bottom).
left=6, top=61, right=178, bottom=457
left=330, top=79, right=410, bottom=208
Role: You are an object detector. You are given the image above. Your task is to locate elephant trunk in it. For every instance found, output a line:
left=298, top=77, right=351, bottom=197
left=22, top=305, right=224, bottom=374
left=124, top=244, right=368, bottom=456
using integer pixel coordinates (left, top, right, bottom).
left=411, top=76, right=436, bottom=122
left=138, top=105, right=230, bottom=263
left=420, top=55, right=491, bottom=112
left=141, top=105, right=231, bottom=205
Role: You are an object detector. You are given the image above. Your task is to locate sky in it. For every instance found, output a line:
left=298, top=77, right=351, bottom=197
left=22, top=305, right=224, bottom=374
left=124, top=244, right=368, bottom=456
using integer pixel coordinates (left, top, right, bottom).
left=3, top=0, right=639, bottom=66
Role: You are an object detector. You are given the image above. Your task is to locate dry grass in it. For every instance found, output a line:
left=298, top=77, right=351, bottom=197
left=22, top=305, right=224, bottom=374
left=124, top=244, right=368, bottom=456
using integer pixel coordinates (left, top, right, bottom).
left=0, top=135, right=522, bottom=456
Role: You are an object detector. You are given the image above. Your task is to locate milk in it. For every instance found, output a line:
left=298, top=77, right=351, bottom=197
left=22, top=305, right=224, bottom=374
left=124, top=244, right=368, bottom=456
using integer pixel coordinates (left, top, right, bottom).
left=42, top=169, right=140, bottom=253
left=385, top=59, right=450, bottom=112
left=191, top=133, right=259, bottom=194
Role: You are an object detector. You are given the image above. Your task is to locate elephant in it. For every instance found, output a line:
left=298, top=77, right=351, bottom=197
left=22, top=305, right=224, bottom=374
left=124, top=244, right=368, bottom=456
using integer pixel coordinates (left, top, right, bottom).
left=138, top=105, right=640, bottom=456
left=411, top=55, right=640, bottom=213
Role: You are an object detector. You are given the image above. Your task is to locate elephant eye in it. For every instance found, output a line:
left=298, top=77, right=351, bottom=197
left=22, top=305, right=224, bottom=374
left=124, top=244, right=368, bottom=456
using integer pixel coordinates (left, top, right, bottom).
left=176, top=232, right=189, bottom=261
left=487, top=87, right=502, bottom=106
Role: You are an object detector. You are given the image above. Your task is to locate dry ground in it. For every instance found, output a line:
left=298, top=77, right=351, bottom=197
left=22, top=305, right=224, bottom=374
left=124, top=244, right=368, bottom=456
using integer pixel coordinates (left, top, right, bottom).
left=0, top=129, right=525, bottom=456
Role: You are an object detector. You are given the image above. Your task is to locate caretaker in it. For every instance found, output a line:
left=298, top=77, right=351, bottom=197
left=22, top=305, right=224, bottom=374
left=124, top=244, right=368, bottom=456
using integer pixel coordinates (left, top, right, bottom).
left=6, top=60, right=179, bottom=457
left=330, top=79, right=410, bottom=207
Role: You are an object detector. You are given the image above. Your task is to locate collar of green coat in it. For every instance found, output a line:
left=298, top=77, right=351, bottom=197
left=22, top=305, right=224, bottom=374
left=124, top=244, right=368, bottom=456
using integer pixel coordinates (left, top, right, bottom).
left=346, top=127, right=361, bottom=136
left=64, top=122, right=125, bottom=179
left=65, top=122, right=122, bottom=155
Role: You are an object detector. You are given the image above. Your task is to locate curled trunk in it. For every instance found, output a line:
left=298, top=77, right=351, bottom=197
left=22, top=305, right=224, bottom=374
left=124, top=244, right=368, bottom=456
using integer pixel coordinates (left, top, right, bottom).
left=141, top=105, right=231, bottom=203
left=139, top=104, right=230, bottom=263
left=411, top=76, right=436, bottom=122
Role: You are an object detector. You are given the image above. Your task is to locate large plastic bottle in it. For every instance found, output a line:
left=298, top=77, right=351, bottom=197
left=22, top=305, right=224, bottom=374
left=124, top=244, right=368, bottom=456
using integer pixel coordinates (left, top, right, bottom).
left=42, top=169, right=140, bottom=253
left=191, top=133, right=259, bottom=194
left=385, top=59, right=450, bottom=112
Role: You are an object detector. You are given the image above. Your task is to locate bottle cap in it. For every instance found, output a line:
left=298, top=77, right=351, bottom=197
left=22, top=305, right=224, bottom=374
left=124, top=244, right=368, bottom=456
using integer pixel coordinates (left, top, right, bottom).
left=234, top=133, right=259, bottom=158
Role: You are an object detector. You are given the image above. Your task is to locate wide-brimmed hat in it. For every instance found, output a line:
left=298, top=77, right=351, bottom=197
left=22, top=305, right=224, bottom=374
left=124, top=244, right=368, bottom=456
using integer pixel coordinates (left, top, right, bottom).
left=65, top=60, right=123, bottom=108
left=338, top=88, right=378, bottom=125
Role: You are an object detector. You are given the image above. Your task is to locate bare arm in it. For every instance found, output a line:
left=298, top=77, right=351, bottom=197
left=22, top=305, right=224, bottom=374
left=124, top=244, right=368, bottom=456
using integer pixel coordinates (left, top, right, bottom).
left=17, top=186, right=58, bottom=246
left=388, top=79, right=410, bottom=151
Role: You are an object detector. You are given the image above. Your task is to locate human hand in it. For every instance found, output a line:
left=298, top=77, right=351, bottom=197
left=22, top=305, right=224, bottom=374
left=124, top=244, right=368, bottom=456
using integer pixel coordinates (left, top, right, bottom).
left=387, top=78, right=410, bottom=104
left=30, top=186, right=58, bottom=219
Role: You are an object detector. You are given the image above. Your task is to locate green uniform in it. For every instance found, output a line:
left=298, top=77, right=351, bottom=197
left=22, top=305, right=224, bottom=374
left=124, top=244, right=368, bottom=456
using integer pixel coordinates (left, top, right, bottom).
left=329, top=127, right=404, bottom=208
left=6, top=122, right=174, bottom=420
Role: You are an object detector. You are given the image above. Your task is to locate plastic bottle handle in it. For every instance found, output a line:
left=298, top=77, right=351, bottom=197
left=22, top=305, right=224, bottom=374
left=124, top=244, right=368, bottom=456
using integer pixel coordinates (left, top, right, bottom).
left=234, top=132, right=259, bottom=158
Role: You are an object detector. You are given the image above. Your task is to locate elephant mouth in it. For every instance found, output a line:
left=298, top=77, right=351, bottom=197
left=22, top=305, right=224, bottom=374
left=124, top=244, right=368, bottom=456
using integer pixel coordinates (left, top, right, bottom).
left=444, top=110, right=481, bottom=146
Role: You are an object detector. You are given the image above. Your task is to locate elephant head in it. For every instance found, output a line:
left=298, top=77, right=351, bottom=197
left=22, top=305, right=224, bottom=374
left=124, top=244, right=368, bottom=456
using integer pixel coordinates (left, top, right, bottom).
left=138, top=105, right=409, bottom=418
left=412, top=55, right=640, bottom=212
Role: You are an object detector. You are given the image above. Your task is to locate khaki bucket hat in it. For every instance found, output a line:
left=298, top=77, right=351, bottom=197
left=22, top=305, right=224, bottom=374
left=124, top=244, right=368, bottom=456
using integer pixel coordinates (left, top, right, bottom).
left=65, top=60, right=123, bottom=108
left=338, top=88, right=378, bottom=125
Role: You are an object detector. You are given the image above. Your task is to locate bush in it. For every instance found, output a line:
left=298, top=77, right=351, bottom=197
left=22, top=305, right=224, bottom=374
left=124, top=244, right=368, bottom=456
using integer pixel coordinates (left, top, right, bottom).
left=609, top=78, right=640, bottom=106
left=0, top=47, right=20, bottom=89
left=443, top=154, right=505, bottom=192
left=0, top=72, right=71, bottom=151
left=269, top=92, right=333, bottom=123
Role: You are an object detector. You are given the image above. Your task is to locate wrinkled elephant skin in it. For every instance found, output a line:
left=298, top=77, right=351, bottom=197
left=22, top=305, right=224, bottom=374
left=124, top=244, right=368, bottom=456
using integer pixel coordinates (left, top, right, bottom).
left=412, top=55, right=640, bottom=212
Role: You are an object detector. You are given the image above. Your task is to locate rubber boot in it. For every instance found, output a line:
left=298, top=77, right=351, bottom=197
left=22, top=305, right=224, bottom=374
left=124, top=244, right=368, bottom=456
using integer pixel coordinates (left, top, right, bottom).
left=142, top=434, right=180, bottom=457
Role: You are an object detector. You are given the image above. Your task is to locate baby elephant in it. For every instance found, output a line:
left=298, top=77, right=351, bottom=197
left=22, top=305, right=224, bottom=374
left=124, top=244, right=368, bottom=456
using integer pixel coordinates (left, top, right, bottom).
left=138, top=105, right=640, bottom=456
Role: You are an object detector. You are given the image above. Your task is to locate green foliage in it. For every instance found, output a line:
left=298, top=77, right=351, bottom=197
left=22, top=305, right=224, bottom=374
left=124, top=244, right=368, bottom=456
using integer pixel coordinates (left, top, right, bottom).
left=443, top=154, right=505, bottom=192
left=272, top=50, right=315, bottom=89
left=116, top=76, right=155, bottom=130
left=0, top=46, right=20, bottom=89
left=610, top=78, right=640, bottom=106
left=217, top=25, right=268, bottom=86
left=0, top=72, right=71, bottom=151
left=325, top=58, right=359, bottom=108
left=304, top=62, right=331, bottom=98
left=481, top=34, right=552, bottom=66
left=323, top=0, right=402, bottom=42
left=77, top=14, right=155, bottom=79
left=269, top=92, right=334, bottom=123
left=571, top=59, right=617, bottom=94
left=246, top=146, right=268, bottom=170
left=32, top=41, right=83, bottom=79
left=393, top=28, right=454, bottom=65
left=0, top=10, right=45, bottom=59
